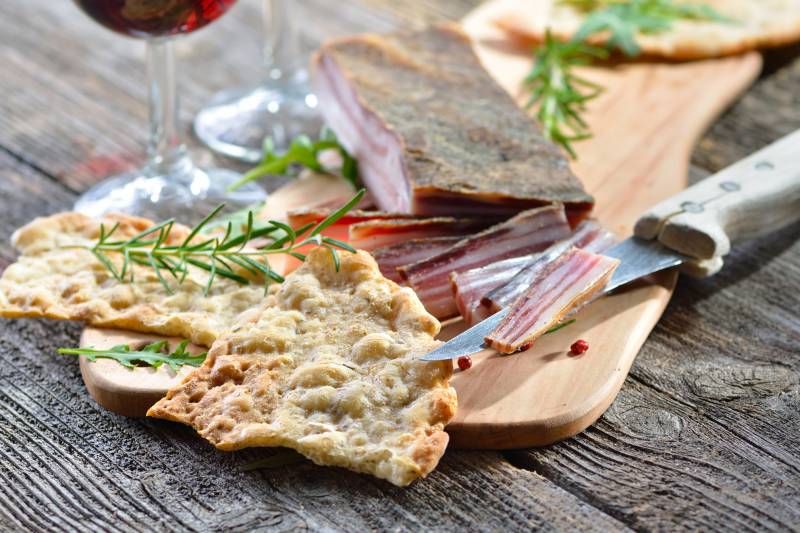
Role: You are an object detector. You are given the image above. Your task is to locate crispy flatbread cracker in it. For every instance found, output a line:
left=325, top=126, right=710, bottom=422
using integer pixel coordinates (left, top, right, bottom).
left=148, top=248, right=456, bottom=486
left=493, top=0, right=800, bottom=59
left=0, top=212, right=268, bottom=347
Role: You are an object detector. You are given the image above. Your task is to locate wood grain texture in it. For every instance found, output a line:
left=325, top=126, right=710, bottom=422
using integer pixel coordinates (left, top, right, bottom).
left=0, top=0, right=799, bottom=530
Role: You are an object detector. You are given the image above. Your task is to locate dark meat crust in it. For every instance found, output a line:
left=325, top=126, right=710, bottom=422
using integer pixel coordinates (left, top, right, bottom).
left=313, top=23, right=594, bottom=214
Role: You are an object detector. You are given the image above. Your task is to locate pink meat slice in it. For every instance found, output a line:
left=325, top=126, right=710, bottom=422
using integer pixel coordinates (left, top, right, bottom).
left=449, top=255, right=532, bottom=326
left=399, top=205, right=572, bottom=319
left=482, top=220, right=617, bottom=313
left=349, top=217, right=495, bottom=251
left=485, top=248, right=620, bottom=354
left=371, top=236, right=462, bottom=283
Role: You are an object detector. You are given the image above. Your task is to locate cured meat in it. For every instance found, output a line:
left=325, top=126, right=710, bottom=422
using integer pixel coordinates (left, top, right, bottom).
left=372, top=237, right=462, bottom=282
left=399, top=205, right=572, bottom=319
left=485, top=248, right=620, bottom=354
left=287, top=209, right=416, bottom=244
left=449, top=255, right=532, bottom=326
left=349, top=217, right=494, bottom=251
left=311, top=23, right=594, bottom=222
left=482, top=220, right=616, bottom=312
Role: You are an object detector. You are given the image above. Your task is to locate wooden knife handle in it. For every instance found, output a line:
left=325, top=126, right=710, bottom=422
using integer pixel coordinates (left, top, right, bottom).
left=634, top=130, right=800, bottom=270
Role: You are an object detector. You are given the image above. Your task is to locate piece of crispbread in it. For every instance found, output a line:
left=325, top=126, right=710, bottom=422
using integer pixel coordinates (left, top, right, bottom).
left=493, top=0, right=800, bottom=60
left=148, top=248, right=456, bottom=486
left=0, top=212, right=268, bottom=347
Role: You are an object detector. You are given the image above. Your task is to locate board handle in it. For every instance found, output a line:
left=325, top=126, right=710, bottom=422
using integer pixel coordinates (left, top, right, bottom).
left=634, top=130, right=800, bottom=274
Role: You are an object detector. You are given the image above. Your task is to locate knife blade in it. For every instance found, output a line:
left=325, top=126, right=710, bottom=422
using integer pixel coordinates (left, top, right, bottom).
left=420, top=129, right=800, bottom=362
left=420, top=238, right=688, bottom=361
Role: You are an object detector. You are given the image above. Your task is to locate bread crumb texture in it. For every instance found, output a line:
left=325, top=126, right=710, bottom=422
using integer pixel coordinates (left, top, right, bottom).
left=0, top=212, right=267, bottom=347
left=494, top=0, right=800, bottom=60
left=148, top=249, right=456, bottom=486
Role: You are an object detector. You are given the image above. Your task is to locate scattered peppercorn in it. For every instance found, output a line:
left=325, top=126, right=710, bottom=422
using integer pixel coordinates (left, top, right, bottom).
left=570, top=339, right=589, bottom=355
left=457, top=355, right=472, bottom=371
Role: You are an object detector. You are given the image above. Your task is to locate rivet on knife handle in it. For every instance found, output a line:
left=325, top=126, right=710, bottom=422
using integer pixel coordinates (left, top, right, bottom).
left=634, top=129, right=800, bottom=265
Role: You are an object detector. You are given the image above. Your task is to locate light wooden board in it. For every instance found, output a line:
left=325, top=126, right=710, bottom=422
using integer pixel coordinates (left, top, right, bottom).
left=79, top=0, right=761, bottom=448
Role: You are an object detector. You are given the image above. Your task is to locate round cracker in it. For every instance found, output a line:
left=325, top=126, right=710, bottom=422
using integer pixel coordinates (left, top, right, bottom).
left=493, top=0, right=800, bottom=60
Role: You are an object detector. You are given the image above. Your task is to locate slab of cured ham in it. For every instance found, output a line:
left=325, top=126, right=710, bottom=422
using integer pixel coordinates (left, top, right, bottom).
left=311, top=23, right=594, bottom=223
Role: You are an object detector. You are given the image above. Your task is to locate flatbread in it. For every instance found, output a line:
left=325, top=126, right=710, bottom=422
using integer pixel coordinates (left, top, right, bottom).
left=493, top=0, right=800, bottom=59
left=148, top=248, right=456, bottom=486
left=0, top=212, right=268, bottom=347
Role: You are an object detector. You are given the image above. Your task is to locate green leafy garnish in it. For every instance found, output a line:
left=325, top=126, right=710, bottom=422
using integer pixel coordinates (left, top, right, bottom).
left=58, top=340, right=206, bottom=371
left=230, top=127, right=359, bottom=192
left=70, top=189, right=365, bottom=296
left=527, top=0, right=733, bottom=157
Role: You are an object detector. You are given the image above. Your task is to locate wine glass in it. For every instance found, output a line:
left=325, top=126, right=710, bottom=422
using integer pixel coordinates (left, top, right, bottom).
left=72, top=0, right=266, bottom=223
left=192, top=0, right=322, bottom=163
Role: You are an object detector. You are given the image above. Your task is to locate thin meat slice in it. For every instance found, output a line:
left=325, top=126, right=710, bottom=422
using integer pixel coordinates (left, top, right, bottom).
left=349, top=217, right=494, bottom=251
left=482, top=220, right=616, bottom=313
left=399, top=205, right=572, bottom=319
left=372, top=237, right=462, bottom=282
left=449, top=255, right=532, bottom=326
left=311, top=23, right=594, bottom=221
left=485, top=248, right=620, bottom=354
left=287, top=209, right=416, bottom=244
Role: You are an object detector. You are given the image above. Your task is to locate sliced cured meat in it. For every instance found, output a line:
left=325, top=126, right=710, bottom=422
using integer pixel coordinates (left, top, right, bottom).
left=449, top=255, right=532, bottom=326
left=399, top=205, right=571, bottom=319
left=485, top=248, right=620, bottom=354
left=311, top=23, right=594, bottom=221
left=349, top=217, right=494, bottom=251
left=287, top=209, right=416, bottom=244
left=482, top=220, right=616, bottom=312
left=372, top=237, right=462, bottom=283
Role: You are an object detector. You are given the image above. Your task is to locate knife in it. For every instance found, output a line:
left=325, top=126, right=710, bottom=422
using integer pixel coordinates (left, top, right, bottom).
left=421, top=129, right=800, bottom=361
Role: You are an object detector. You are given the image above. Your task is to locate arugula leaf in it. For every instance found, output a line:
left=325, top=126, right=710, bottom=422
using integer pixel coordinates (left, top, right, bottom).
left=58, top=340, right=207, bottom=371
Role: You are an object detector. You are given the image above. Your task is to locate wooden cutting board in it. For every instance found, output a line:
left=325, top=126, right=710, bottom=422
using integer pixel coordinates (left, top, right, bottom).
left=78, top=0, right=761, bottom=449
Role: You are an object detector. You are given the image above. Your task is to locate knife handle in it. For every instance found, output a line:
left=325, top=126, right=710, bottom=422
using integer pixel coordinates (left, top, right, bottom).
left=634, top=130, right=800, bottom=271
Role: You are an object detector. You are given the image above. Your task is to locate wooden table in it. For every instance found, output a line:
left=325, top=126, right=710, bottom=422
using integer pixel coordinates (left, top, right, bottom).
left=1, top=1, right=798, bottom=530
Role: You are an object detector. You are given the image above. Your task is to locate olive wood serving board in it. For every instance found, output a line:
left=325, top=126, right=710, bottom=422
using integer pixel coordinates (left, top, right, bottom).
left=78, top=0, right=761, bottom=449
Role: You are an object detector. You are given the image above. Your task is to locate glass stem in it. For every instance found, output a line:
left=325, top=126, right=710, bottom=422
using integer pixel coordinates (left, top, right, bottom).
left=263, top=0, right=303, bottom=84
left=144, top=39, right=193, bottom=181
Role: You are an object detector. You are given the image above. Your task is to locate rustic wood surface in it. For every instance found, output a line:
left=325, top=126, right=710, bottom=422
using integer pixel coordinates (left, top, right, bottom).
left=0, top=0, right=798, bottom=531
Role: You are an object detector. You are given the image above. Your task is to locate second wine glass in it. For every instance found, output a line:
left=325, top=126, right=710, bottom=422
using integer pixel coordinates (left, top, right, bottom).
left=193, top=0, right=322, bottom=163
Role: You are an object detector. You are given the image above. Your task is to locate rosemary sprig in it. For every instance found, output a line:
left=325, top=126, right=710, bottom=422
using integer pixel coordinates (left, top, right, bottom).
left=525, top=32, right=607, bottom=158
left=58, top=340, right=206, bottom=371
left=77, top=189, right=365, bottom=296
left=526, top=0, right=732, bottom=156
left=230, top=127, right=359, bottom=192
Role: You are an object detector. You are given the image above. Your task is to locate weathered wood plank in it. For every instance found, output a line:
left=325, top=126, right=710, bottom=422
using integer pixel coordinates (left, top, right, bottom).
left=1, top=0, right=800, bottom=530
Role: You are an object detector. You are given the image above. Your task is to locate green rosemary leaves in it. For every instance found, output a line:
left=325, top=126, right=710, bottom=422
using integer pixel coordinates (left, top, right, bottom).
left=83, top=189, right=365, bottom=296
left=526, top=0, right=732, bottom=157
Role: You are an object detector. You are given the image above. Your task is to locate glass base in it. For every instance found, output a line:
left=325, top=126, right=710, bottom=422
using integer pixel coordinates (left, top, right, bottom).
left=193, top=80, right=323, bottom=163
left=73, top=166, right=267, bottom=225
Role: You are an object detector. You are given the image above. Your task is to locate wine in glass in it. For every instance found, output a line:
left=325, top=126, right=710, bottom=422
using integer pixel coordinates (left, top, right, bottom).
left=193, top=0, right=322, bottom=163
left=72, top=0, right=266, bottom=223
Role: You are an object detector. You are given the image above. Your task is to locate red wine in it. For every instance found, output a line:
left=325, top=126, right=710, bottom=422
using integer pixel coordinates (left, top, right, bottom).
left=74, top=0, right=238, bottom=39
